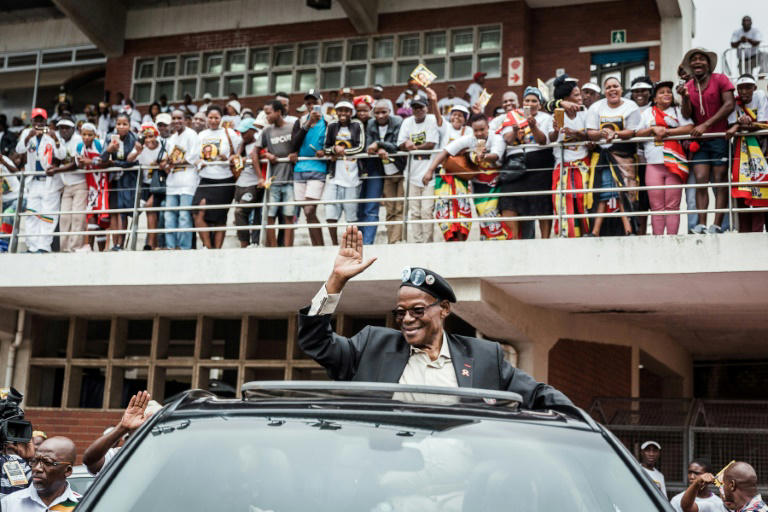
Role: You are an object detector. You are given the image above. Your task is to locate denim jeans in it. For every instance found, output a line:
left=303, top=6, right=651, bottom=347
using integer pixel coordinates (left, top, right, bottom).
left=164, top=194, right=194, bottom=249
left=357, top=170, right=384, bottom=245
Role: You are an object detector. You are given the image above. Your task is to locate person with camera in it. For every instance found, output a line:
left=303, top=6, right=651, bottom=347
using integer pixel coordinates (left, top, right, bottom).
left=1, top=441, right=33, bottom=499
left=1, top=436, right=79, bottom=511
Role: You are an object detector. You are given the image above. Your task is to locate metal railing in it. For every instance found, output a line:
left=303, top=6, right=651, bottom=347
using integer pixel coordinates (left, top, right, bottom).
left=722, top=45, right=768, bottom=77
left=1, top=129, right=767, bottom=253
left=590, top=398, right=768, bottom=495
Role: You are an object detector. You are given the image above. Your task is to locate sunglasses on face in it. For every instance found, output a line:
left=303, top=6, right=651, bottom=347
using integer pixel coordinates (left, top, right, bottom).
left=392, top=300, right=441, bottom=322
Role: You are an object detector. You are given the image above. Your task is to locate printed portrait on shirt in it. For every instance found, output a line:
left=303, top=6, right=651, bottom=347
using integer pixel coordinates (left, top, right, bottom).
left=410, top=130, right=429, bottom=160
left=201, top=139, right=221, bottom=161
left=169, top=145, right=186, bottom=164
left=599, top=115, right=625, bottom=132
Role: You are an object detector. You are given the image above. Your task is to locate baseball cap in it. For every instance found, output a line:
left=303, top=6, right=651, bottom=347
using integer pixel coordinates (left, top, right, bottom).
left=304, top=89, right=322, bottom=100
left=335, top=100, right=355, bottom=110
left=473, top=72, right=487, bottom=81
left=237, top=117, right=257, bottom=133
left=630, top=81, right=653, bottom=91
left=31, top=107, right=48, bottom=120
left=56, top=118, right=75, bottom=128
left=641, top=441, right=661, bottom=450
left=736, top=73, right=757, bottom=86
left=155, top=113, right=172, bottom=125
left=450, top=105, right=469, bottom=116
left=202, top=92, right=213, bottom=100
left=373, top=84, right=384, bottom=92
left=581, top=82, right=601, bottom=93
left=411, top=96, right=428, bottom=107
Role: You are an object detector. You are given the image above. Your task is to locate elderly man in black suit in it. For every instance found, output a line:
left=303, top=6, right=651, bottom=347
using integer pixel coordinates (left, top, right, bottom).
left=297, top=226, right=572, bottom=410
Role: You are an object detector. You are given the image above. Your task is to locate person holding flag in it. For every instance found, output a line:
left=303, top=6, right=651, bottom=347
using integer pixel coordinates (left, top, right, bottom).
left=726, top=73, right=768, bottom=233
left=635, top=81, right=694, bottom=235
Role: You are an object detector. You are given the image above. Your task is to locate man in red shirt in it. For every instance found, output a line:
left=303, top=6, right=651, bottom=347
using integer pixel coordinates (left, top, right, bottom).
left=679, top=48, right=735, bottom=234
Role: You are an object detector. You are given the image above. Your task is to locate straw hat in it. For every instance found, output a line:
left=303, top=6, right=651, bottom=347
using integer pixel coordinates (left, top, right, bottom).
left=680, top=47, right=718, bottom=76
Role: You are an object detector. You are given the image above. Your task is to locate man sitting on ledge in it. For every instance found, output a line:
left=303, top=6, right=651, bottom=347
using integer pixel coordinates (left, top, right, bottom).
left=297, top=225, right=573, bottom=410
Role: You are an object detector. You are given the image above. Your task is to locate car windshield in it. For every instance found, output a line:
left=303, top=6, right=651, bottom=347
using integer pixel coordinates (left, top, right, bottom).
left=90, top=414, right=660, bottom=512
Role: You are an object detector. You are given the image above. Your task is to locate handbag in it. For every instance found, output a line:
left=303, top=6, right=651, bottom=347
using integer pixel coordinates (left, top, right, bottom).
left=149, top=141, right=167, bottom=196
left=497, top=152, right=526, bottom=184
left=442, top=155, right=478, bottom=182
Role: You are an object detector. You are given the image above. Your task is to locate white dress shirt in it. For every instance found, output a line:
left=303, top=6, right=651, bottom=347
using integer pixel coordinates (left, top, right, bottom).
left=308, top=285, right=460, bottom=402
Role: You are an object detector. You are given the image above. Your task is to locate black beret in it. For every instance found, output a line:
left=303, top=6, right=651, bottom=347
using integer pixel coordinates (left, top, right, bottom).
left=399, top=267, right=456, bottom=303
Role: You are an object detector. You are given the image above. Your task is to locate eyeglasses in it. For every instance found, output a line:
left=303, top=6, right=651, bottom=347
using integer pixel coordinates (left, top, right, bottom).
left=392, top=300, right=441, bottom=322
left=28, top=457, right=69, bottom=469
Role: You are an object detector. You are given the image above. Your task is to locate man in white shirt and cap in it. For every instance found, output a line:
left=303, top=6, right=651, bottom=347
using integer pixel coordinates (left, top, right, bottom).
left=639, top=440, right=667, bottom=497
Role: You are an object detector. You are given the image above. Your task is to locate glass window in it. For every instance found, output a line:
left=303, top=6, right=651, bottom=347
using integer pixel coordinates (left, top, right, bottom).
left=425, top=32, right=446, bottom=55
left=479, top=27, right=501, bottom=50
left=202, top=77, right=220, bottom=97
left=399, top=34, right=420, bottom=57
left=625, top=65, right=647, bottom=86
left=452, top=29, right=474, bottom=53
left=133, top=83, right=152, bottom=104
left=397, top=61, right=418, bottom=84
left=135, top=59, right=154, bottom=79
left=248, top=75, right=268, bottom=96
left=348, top=40, right=368, bottom=61
left=274, top=46, right=294, bottom=67
left=158, top=57, right=176, bottom=78
left=450, top=56, right=473, bottom=79
left=203, top=53, right=223, bottom=74
left=323, top=43, right=343, bottom=63
left=321, top=68, right=341, bottom=90
left=373, top=37, right=393, bottom=59
left=181, top=55, right=198, bottom=76
left=299, top=44, right=318, bottom=65
left=296, top=70, right=317, bottom=92
left=272, top=72, right=292, bottom=93
left=478, top=54, right=501, bottom=76
left=176, top=79, right=197, bottom=101
left=346, top=65, right=367, bottom=88
left=223, top=76, right=244, bottom=97
left=251, top=49, right=269, bottom=71
left=226, top=51, right=246, bottom=72
left=372, top=63, right=393, bottom=86
left=424, top=58, right=445, bottom=81
left=155, top=81, right=174, bottom=101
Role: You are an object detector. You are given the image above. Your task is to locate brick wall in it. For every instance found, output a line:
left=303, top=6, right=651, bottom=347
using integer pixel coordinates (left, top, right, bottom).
left=24, top=409, right=122, bottom=464
left=105, top=0, right=661, bottom=116
left=548, top=338, right=632, bottom=409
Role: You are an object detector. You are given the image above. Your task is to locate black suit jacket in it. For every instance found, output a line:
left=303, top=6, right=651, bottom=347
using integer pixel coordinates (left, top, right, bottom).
left=297, top=309, right=572, bottom=410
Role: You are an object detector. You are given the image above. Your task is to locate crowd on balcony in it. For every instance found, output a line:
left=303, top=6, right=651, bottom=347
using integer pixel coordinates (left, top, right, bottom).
left=0, top=44, right=767, bottom=253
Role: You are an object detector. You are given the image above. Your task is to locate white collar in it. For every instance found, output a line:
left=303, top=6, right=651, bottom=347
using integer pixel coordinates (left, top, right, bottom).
left=409, top=332, right=450, bottom=359
left=23, top=481, right=78, bottom=508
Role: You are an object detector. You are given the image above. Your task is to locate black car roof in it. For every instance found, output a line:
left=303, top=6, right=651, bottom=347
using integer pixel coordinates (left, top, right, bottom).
left=158, top=381, right=600, bottom=432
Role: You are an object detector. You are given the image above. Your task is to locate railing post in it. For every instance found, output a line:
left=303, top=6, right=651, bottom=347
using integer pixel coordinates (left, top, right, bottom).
left=128, top=166, right=142, bottom=251
left=726, top=134, right=735, bottom=232
left=259, top=161, right=271, bottom=247
left=9, top=173, right=27, bottom=253
left=558, top=142, right=566, bottom=237
left=401, top=153, right=412, bottom=242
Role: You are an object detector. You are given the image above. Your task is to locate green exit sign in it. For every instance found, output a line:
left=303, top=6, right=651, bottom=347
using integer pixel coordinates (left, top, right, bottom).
left=611, top=30, right=627, bottom=44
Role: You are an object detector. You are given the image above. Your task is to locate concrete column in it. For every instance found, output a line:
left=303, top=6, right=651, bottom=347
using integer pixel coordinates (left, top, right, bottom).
left=631, top=345, right=640, bottom=398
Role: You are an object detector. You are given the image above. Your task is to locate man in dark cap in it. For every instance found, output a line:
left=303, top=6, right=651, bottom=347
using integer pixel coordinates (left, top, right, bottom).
left=297, top=226, right=572, bottom=409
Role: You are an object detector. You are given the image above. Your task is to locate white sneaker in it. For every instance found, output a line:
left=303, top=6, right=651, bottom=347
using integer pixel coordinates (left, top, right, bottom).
left=691, top=224, right=707, bottom=234
left=708, top=225, right=723, bottom=234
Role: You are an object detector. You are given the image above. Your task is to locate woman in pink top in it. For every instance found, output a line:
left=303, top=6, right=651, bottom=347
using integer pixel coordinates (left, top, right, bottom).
left=679, top=48, right=735, bottom=234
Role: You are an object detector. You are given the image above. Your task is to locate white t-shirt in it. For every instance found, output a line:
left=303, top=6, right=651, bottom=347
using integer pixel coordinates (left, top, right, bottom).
left=377, top=124, right=399, bottom=176
left=586, top=98, right=641, bottom=149
left=396, top=114, right=440, bottom=187
left=58, top=133, right=85, bottom=186
left=331, top=125, right=360, bottom=188
left=445, top=132, right=506, bottom=163
left=437, top=96, right=470, bottom=117
left=1, top=155, right=20, bottom=202
left=642, top=466, right=667, bottom=497
left=732, top=27, right=763, bottom=57
left=236, top=138, right=263, bottom=188
left=131, top=143, right=165, bottom=184
left=466, top=82, right=484, bottom=107
left=639, top=106, right=693, bottom=165
left=501, top=111, right=553, bottom=156
left=197, top=127, right=242, bottom=180
left=439, top=123, right=469, bottom=149
left=729, top=93, right=768, bottom=124
left=166, top=128, right=201, bottom=196
left=670, top=491, right=728, bottom=512
left=554, top=110, right=589, bottom=163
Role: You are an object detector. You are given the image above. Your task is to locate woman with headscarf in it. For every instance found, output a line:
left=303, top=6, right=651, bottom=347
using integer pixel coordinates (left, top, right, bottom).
left=585, top=77, right=641, bottom=236
left=635, top=81, right=693, bottom=235
left=549, top=75, right=590, bottom=237
left=499, top=86, right=554, bottom=239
